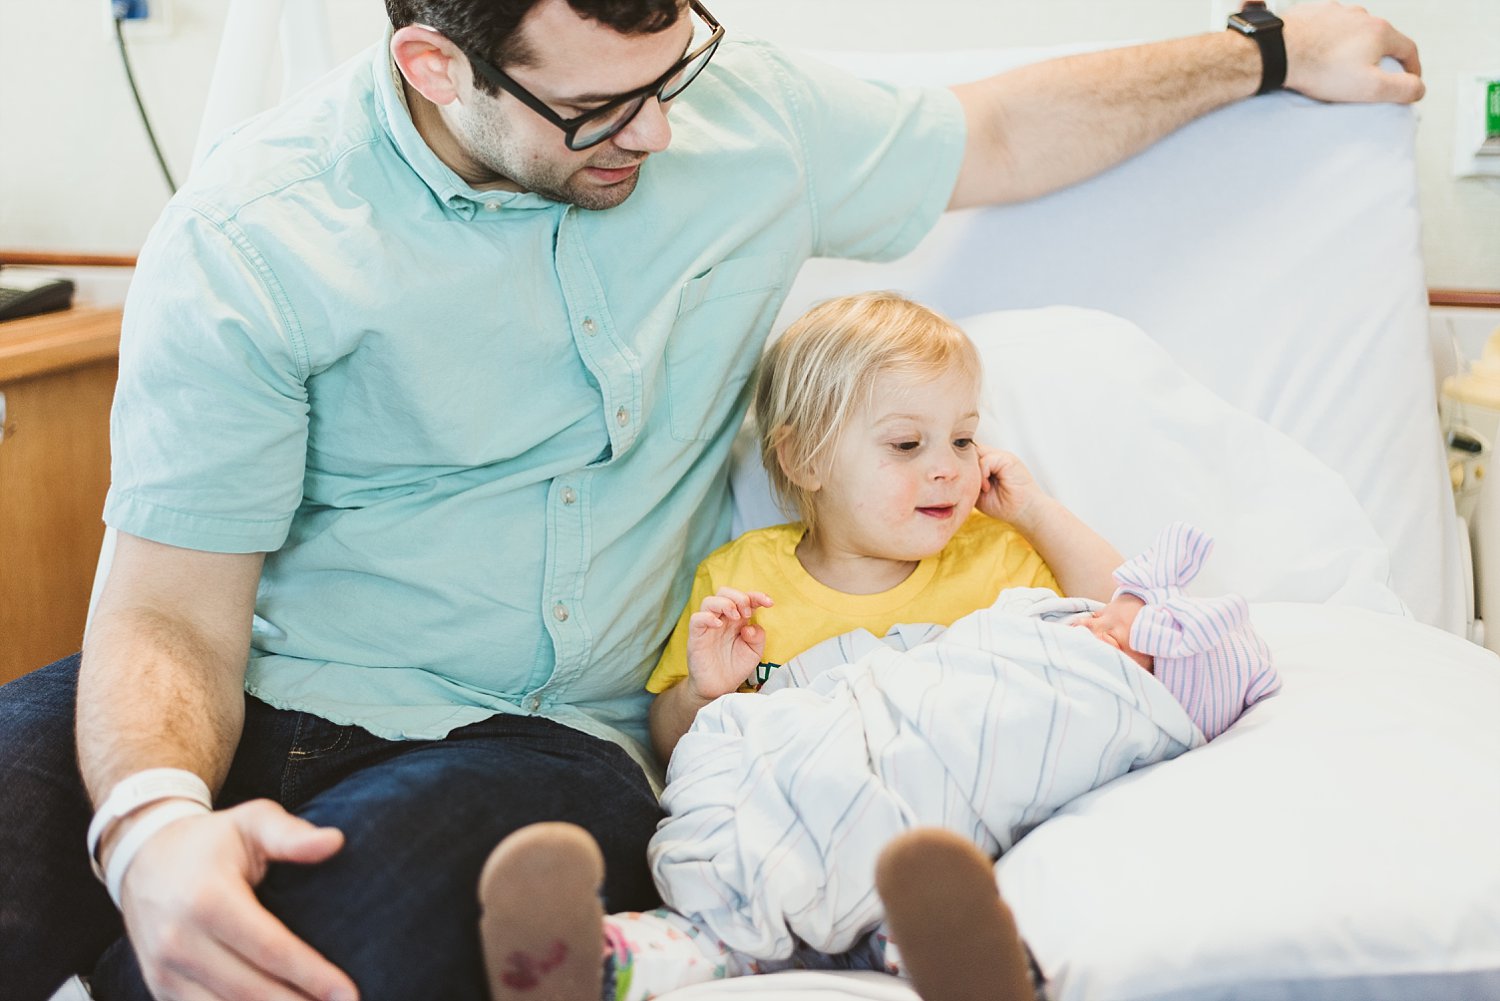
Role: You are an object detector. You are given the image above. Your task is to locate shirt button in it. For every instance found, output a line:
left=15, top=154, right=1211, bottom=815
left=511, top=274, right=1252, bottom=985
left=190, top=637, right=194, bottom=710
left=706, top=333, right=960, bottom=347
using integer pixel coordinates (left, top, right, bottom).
left=582, top=317, right=597, bottom=335
left=553, top=603, right=569, bottom=622
left=561, top=487, right=577, bottom=505
left=525, top=694, right=542, bottom=712
left=616, top=407, right=629, bottom=427
left=483, top=201, right=500, bottom=212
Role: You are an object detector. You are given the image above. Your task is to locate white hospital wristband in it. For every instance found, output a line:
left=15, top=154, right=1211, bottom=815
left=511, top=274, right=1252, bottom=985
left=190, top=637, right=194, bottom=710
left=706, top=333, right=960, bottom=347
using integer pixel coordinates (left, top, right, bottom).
left=103, top=799, right=212, bottom=907
left=86, top=767, right=213, bottom=881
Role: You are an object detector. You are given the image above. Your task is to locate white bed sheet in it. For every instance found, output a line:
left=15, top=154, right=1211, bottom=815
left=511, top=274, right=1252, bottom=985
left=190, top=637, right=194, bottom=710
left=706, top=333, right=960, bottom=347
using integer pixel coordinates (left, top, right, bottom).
left=1001, top=602, right=1500, bottom=1001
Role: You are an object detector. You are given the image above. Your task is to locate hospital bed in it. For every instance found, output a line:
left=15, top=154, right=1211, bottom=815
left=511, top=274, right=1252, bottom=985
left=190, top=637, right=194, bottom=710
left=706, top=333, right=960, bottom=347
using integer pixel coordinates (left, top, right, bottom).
left=94, top=19, right=1498, bottom=1001
left=673, top=46, right=1500, bottom=1001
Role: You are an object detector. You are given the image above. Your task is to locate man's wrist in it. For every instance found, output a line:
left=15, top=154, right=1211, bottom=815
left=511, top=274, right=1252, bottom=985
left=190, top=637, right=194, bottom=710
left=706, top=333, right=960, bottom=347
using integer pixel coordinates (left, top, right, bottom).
left=87, top=767, right=213, bottom=879
left=102, top=799, right=212, bottom=907
left=1226, top=3, right=1287, bottom=96
left=1216, top=27, right=1272, bottom=100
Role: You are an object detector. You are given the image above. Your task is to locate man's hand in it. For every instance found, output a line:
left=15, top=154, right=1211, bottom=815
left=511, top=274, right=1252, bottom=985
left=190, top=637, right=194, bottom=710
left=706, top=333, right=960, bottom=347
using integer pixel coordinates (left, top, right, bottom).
left=117, top=800, right=357, bottom=1001
left=974, top=445, right=1047, bottom=529
left=685, top=587, right=774, bottom=701
left=1282, top=2, right=1424, bottom=104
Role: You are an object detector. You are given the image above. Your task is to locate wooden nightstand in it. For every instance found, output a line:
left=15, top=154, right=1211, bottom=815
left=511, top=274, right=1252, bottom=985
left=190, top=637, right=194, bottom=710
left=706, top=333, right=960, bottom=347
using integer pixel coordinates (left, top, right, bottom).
left=0, top=306, right=121, bottom=686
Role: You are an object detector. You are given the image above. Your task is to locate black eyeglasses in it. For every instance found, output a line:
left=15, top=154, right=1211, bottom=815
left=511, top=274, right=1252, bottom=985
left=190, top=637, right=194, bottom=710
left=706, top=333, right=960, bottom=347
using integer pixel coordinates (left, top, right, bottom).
left=463, top=0, right=724, bottom=151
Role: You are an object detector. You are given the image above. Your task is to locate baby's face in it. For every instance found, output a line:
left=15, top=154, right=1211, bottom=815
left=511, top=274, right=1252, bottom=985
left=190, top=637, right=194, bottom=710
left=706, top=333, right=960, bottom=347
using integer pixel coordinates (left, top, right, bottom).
left=1074, top=593, right=1154, bottom=672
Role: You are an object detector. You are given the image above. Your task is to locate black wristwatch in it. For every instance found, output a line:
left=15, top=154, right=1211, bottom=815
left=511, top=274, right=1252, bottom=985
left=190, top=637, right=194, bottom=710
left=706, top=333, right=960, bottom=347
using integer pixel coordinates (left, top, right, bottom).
left=1227, top=1, right=1286, bottom=96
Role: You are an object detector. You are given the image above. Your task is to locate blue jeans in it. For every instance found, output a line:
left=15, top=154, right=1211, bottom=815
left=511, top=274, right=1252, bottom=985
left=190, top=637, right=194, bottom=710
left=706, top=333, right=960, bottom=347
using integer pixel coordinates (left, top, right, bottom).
left=0, top=655, right=664, bottom=1001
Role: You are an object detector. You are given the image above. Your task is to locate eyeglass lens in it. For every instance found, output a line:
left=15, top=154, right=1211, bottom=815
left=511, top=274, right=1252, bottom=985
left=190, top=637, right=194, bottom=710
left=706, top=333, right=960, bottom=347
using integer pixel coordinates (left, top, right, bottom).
left=567, top=33, right=721, bottom=149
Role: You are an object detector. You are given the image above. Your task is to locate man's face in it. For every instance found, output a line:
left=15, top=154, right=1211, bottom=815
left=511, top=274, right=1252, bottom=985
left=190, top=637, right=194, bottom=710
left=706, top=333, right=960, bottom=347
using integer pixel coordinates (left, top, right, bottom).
left=450, top=0, right=695, bottom=209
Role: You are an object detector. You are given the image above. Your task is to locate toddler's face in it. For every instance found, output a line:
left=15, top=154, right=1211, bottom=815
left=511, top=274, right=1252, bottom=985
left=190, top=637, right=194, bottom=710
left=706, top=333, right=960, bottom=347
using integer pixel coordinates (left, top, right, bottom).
left=1074, top=593, right=1154, bottom=671
left=810, top=366, right=982, bottom=563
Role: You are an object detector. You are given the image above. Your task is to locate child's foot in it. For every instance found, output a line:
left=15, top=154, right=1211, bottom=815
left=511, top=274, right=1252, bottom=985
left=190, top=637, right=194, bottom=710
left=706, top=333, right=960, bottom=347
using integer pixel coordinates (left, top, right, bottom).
left=875, top=828, right=1034, bottom=1001
left=479, top=822, right=606, bottom=1001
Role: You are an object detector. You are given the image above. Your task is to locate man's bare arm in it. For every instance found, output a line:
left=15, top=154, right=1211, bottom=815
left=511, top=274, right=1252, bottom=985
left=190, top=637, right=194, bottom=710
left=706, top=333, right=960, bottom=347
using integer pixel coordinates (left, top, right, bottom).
left=948, top=2, right=1423, bottom=210
left=79, top=533, right=357, bottom=1001
left=79, top=534, right=262, bottom=808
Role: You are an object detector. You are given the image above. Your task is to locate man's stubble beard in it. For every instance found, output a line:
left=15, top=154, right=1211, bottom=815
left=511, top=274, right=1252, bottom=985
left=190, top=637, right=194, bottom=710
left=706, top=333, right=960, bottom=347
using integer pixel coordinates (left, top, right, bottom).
left=461, top=110, right=642, bottom=211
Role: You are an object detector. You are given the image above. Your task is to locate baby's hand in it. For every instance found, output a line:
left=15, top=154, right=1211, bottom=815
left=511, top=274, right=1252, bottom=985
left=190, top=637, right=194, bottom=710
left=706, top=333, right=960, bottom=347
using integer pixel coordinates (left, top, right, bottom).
left=686, top=587, right=774, bottom=701
left=975, top=445, right=1047, bottom=526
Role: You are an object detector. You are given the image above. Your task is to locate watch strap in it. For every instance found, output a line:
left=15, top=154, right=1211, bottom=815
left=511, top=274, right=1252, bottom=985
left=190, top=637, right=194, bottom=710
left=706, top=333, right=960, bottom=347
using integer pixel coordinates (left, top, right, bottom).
left=1228, top=3, right=1287, bottom=96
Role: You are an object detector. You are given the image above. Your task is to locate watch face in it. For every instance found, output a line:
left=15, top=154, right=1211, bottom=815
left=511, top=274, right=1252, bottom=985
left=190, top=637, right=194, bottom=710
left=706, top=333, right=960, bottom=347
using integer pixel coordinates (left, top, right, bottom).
left=1231, top=7, right=1282, bottom=31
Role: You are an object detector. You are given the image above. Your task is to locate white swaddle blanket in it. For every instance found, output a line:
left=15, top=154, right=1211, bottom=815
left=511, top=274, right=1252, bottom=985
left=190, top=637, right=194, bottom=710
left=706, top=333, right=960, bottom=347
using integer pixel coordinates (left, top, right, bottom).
left=649, top=588, right=1204, bottom=961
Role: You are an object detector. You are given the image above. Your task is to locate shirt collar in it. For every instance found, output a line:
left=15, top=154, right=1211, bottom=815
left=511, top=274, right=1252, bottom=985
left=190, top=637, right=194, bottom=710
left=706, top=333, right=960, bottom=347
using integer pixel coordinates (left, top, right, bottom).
left=371, top=32, right=559, bottom=216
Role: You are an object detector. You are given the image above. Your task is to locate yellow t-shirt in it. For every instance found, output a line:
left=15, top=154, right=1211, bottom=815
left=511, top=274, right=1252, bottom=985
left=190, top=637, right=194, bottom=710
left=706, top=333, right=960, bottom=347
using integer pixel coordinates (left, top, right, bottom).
left=646, top=512, right=1060, bottom=693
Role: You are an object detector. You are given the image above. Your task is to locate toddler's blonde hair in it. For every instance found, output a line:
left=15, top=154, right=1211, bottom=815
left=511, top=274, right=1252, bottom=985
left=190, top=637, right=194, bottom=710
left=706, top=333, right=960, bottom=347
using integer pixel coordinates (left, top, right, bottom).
left=754, top=291, right=981, bottom=531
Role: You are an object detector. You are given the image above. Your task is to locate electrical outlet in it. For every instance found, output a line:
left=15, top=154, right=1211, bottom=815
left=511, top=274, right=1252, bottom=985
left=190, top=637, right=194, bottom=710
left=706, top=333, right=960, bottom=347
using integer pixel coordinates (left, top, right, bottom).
left=104, top=0, right=172, bottom=39
left=1454, top=73, right=1500, bottom=179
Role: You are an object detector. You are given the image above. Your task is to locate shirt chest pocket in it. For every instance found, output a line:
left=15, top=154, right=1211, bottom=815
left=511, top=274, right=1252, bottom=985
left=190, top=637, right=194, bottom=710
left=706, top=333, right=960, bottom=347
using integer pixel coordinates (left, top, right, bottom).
left=665, top=252, right=789, bottom=443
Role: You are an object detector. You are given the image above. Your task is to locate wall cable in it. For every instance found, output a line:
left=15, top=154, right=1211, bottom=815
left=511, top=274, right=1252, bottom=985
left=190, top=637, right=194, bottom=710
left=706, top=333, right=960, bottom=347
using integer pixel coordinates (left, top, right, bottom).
left=112, top=15, right=178, bottom=195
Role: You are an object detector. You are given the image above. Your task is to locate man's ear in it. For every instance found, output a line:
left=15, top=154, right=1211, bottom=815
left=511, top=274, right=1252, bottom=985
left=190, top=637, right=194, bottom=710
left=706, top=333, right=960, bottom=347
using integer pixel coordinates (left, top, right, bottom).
left=774, top=432, right=821, bottom=493
left=392, top=25, right=466, bottom=107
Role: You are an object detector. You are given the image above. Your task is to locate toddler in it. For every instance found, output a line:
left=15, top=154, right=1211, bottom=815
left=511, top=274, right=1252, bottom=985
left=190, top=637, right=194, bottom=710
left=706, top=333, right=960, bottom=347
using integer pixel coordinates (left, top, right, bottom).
left=645, top=290, right=1124, bottom=763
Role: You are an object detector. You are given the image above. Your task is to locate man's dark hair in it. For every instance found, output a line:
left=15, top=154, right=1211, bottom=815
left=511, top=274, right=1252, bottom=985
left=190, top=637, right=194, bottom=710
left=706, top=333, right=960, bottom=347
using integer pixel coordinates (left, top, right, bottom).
left=386, top=0, right=683, bottom=93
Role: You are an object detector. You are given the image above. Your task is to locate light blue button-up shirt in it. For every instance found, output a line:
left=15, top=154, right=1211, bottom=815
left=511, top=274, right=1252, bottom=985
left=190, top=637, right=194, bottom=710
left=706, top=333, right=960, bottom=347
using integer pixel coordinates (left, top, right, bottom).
left=106, top=34, right=964, bottom=774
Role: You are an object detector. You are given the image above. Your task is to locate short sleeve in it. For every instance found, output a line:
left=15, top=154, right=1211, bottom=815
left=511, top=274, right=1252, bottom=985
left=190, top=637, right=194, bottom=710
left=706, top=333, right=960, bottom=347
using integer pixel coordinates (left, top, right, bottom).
left=104, top=204, right=311, bottom=553
left=757, top=44, right=966, bottom=262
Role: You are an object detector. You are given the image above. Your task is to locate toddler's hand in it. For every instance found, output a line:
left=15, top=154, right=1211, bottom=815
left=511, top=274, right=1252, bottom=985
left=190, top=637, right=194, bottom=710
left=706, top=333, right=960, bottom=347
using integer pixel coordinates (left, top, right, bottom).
left=975, top=445, right=1047, bottom=527
left=686, top=587, right=774, bottom=701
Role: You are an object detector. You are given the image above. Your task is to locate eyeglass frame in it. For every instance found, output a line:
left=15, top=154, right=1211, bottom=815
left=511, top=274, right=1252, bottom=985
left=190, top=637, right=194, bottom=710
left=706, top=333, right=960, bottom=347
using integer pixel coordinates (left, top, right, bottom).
left=460, top=0, right=724, bottom=151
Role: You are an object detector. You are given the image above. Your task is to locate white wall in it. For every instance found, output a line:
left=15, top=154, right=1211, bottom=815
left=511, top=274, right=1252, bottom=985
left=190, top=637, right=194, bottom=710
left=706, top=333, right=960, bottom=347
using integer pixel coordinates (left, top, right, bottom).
left=1, top=0, right=1496, bottom=289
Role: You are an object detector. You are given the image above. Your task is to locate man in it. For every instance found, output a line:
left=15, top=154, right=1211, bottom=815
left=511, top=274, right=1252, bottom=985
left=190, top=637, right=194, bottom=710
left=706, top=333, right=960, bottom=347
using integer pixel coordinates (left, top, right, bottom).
left=0, top=1, right=1421, bottom=999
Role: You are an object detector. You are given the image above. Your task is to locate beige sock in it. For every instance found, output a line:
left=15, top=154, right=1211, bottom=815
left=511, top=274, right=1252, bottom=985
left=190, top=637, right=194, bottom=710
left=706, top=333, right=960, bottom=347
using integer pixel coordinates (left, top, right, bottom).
left=478, top=823, right=606, bottom=1001
left=875, top=827, right=1034, bottom=1001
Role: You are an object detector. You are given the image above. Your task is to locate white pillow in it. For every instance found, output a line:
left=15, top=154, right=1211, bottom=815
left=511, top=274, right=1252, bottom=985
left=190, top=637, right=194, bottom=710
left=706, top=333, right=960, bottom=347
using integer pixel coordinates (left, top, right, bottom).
left=998, top=602, right=1500, bottom=1000
left=969, top=306, right=1405, bottom=613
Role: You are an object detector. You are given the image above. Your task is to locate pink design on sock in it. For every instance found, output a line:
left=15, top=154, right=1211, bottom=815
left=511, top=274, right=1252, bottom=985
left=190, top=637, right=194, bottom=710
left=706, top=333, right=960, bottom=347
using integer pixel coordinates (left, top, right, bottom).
left=499, top=941, right=569, bottom=990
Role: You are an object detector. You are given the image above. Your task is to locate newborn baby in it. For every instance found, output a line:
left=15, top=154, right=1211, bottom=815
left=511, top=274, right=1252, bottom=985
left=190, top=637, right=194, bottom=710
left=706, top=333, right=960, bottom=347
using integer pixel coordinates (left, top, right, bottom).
left=1062, top=520, right=1280, bottom=740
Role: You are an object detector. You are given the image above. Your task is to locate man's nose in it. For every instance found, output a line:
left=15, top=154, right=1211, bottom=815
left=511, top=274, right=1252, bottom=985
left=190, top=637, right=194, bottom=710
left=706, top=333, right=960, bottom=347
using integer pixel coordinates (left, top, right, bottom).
left=613, top=98, right=672, bottom=154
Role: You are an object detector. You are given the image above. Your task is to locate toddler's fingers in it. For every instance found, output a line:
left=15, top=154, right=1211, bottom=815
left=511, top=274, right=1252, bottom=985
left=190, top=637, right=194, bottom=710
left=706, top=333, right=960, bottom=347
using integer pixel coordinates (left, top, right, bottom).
left=748, top=591, right=774, bottom=609
left=688, top=610, right=726, bottom=635
left=700, top=595, right=742, bottom=621
left=712, top=587, right=754, bottom=617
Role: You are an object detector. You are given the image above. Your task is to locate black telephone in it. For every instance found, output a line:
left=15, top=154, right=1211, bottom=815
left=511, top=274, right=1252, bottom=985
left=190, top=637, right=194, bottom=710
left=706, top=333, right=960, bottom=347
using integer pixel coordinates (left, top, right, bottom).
left=0, top=267, right=76, bottom=323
